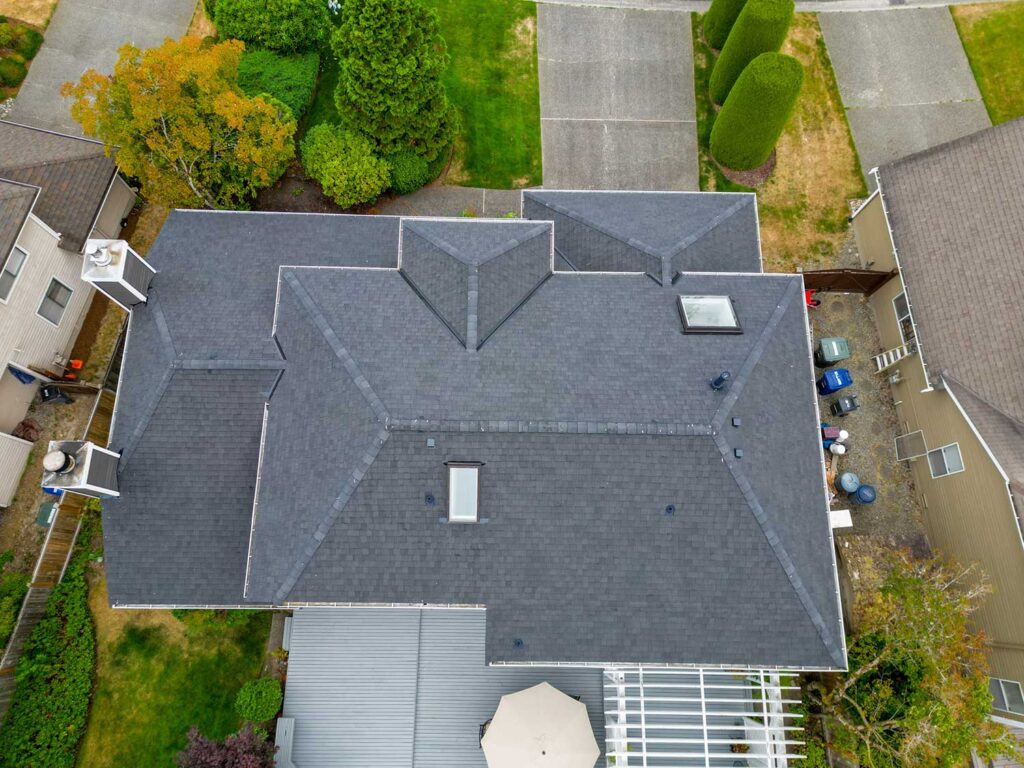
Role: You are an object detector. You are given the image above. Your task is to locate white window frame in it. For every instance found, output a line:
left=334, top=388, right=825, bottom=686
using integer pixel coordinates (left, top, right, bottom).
left=0, top=245, right=28, bottom=304
left=37, top=277, right=73, bottom=327
left=928, top=443, right=965, bottom=479
left=447, top=463, right=480, bottom=523
left=892, top=291, right=916, bottom=346
left=990, top=677, right=1024, bottom=715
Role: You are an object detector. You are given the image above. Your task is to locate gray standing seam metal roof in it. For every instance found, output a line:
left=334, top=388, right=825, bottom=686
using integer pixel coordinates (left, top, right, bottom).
left=0, top=178, right=39, bottom=266
left=0, top=120, right=117, bottom=253
left=106, top=198, right=843, bottom=669
left=877, top=118, right=1024, bottom=496
left=283, top=607, right=605, bottom=768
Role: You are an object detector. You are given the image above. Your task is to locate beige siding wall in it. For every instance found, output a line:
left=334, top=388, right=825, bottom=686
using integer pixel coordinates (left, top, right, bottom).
left=852, top=194, right=897, bottom=272
left=2, top=216, right=95, bottom=373
left=91, top=176, right=135, bottom=240
left=0, top=430, right=33, bottom=507
left=867, top=272, right=911, bottom=353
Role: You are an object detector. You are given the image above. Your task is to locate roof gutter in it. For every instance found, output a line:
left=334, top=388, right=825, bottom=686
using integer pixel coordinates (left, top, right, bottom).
left=869, top=166, right=933, bottom=394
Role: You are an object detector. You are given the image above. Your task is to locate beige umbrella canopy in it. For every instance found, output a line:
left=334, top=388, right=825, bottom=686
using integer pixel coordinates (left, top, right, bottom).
left=481, top=682, right=600, bottom=768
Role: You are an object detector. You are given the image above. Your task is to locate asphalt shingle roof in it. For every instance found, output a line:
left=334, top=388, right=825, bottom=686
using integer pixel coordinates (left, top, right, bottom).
left=0, top=120, right=117, bottom=252
left=0, top=178, right=39, bottom=264
left=106, top=199, right=844, bottom=669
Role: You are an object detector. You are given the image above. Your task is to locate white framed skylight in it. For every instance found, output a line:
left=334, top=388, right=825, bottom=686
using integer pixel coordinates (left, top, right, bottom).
left=448, top=463, right=480, bottom=523
left=677, top=295, right=741, bottom=334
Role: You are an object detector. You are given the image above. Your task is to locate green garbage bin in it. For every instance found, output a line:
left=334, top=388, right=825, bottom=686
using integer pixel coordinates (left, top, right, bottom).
left=815, top=337, right=850, bottom=367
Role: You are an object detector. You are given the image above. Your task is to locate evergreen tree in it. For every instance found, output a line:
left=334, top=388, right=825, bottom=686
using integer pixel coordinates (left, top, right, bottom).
left=333, top=0, right=458, bottom=163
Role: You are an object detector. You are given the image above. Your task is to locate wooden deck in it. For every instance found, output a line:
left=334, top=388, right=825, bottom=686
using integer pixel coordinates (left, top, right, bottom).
left=0, top=387, right=116, bottom=722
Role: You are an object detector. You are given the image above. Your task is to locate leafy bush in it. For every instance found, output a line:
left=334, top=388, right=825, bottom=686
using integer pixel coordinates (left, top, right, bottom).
left=0, top=24, right=12, bottom=49
left=0, top=552, right=29, bottom=648
left=176, top=724, right=276, bottom=768
left=387, top=151, right=430, bottom=195
left=0, top=517, right=98, bottom=768
left=13, top=27, right=43, bottom=60
left=300, top=124, right=391, bottom=208
left=703, top=0, right=749, bottom=49
left=215, top=0, right=331, bottom=54
left=235, top=678, right=282, bottom=723
left=711, top=52, right=802, bottom=170
left=0, top=57, right=27, bottom=87
left=333, top=0, right=459, bottom=162
left=237, top=49, right=319, bottom=121
left=204, top=0, right=217, bottom=18
left=709, top=0, right=794, bottom=104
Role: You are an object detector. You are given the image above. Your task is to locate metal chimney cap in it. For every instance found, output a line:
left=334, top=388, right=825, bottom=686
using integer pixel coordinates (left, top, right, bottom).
left=89, top=247, right=113, bottom=268
left=43, top=450, right=74, bottom=473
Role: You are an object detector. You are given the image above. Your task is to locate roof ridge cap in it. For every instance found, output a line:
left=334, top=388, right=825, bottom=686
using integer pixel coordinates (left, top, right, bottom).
left=667, top=196, right=752, bottom=258
left=531, top=194, right=662, bottom=256
left=0, top=150, right=110, bottom=175
left=403, top=219, right=550, bottom=265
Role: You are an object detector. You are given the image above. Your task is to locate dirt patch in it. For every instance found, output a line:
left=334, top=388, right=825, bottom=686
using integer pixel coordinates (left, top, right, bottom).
left=88, top=568, right=186, bottom=650
left=718, top=151, right=775, bottom=187
left=441, top=144, right=471, bottom=186
left=254, top=159, right=351, bottom=213
left=510, top=15, right=536, bottom=57
left=0, top=1, right=57, bottom=28
left=121, top=201, right=169, bottom=257
left=187, top=0, right=215, bottom=38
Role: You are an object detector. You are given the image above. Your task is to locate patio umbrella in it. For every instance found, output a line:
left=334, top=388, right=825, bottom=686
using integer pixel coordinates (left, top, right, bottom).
left=481, top=682, right=600, bottom=768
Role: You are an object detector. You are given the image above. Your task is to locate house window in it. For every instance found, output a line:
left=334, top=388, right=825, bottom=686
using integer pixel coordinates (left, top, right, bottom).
left=928, top=443, right=964, bottom=478
left=893, top=292, right=916, bottom=346
left=894, top=430, right=927, bottom=461
left=448, top=463, right=480, bottom=522
left=38, top=278, right=72, bottom=326
left=0, top=246, right=27, bottom=302
left=677, top=295, right=741, bottom=334
left=990, top=678, right=1024, bottom=715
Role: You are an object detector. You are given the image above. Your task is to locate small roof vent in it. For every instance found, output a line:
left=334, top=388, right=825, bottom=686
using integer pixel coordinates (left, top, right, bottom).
left=40, top=440, right=120, bottom=499
left=82, top=239, right=156, bottom=310
left=447, top=462, right=481, bottom=523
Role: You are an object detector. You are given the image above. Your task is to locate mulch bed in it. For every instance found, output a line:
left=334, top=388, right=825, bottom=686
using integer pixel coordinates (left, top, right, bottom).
left=717, top=150, right=776, bottom=188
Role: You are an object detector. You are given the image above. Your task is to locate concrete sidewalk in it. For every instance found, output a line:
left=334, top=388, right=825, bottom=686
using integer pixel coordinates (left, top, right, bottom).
left=537, top=4, right=698, bottom=190
left=10, top=0, right=195, bottom=134
left=820, top=8, right=990, bottom=176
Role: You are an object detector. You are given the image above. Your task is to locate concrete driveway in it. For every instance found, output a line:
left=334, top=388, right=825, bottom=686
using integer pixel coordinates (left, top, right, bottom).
left=537, top=4, right=698, bottom=190
left=10, top=0, right=195, bottom=135
left=820, top=8, right=990, bottom=176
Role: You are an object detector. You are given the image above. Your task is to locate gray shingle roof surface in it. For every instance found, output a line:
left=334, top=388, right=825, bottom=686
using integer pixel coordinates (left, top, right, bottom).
left=108, top=200, right=843, bottom=668
left=524, top=190, right=760, bottom=283
left=0, top=120, right=116, bottom=252
left=878, top=118, right=1024, bottom=427
left=0, top=178, right=38, bottom=265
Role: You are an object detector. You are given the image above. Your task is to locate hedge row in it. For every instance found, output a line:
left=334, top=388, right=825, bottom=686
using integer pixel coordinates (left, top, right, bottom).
left=710, top=52, right=804, bottom=170
left=709, top=0, right=794, bottom=104
left=702, top=0, right=748, bottom=50
left=0, top=514, right=98, bottom=768
left=0, top=551, right=28, bottom=649
left=238, top=49, right=319, bottom=121
left=214, top=0, right=331, bottom=54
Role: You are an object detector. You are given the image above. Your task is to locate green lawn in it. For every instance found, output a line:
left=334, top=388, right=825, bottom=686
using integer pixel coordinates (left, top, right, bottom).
left=76, top=581, right=271, bottom=768
left=424, top=0, right=542, bottom=188
left=953, top=3, right=1024, bottom=125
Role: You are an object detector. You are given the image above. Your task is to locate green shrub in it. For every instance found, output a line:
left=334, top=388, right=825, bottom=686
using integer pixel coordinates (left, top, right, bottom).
left=0, top=24, right=13, bottom=49
left=204, top=0, right=217, bottom=18
left=702, top=0, right=749, bottom=49
left=711, top=53, right=803, bottom=170
left=387, top=151, right=430, bottom=195
left=238, top=49, right=319, bottom=121
left=215, top=0, right=331, bottom=53
left=0, top=552, right=28, bottom=648
left=709, top=0, right=794, bottom=104
left=13, top=27, right=43, bottom=60
left=0, top=57, right=26, bottom=87
left=0, top=517, right=98, bottom=768
left=301, top=124, right=391, bottom=208
left=235, top=677, right=283, bottom=723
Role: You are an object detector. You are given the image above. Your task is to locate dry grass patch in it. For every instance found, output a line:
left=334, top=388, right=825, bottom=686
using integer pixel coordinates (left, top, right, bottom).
left=0, top=0, right=57, bottom=28
left=694, top=13, right=866, bottom=272
left=187, top=0, right=216, bottom=38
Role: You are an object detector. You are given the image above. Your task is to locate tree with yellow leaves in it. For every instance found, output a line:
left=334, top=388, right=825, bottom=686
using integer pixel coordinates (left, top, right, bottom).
left=62, top=37, right=295, bottom=209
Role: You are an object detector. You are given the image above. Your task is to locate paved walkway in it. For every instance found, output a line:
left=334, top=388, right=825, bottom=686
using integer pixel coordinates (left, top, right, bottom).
left=374, top=186, right=523, bottom=217
left=10, top=0, right=195, bottom=134
left=537, top=4, right=697, bottom=190
left=820, top=8, right=990, bottom=177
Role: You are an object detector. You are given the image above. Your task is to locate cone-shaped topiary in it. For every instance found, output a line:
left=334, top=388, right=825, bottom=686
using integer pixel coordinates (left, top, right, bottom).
left=709, top=0, right=794, bottom=105
left=710, top=52, right=803, bottom=171
left=702, top=0, right=749, bottom=50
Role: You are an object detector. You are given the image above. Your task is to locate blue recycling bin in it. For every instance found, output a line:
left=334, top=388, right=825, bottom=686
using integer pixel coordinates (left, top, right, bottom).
left=850, top=484, right=877, bottom=505
left=817, top=368, right=853, bottom=396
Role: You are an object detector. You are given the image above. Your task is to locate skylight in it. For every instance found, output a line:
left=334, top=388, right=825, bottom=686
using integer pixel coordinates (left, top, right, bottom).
left=677, top=295, right=741, bottom=334
left=448, top=463, right=480, bottom=523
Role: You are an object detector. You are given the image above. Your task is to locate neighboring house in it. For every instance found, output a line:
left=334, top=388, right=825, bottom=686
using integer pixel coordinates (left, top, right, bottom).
left=59, top=191, right=846, bottom=767
left=850, top=117, right=1024, bottom=729
left=0, top=121, right=135, bottom=506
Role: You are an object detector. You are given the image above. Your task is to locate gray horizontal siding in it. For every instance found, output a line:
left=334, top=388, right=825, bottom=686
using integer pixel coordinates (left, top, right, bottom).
left=283, top=607, right=604, bottom=768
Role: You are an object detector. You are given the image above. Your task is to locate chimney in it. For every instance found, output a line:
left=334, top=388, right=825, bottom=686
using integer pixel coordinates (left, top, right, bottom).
left=41, top=440, right=120, bottom=498
left=82, top=239, right=155, bottom=310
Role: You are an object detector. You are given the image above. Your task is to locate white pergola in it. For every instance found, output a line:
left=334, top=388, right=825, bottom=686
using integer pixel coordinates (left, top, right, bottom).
left=603, top=668, right=806, bottom=767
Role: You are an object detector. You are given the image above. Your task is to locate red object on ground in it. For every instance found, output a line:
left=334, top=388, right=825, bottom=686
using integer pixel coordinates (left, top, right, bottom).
left=69, top=359, right=83, bottom=370
left=805, top=290, right=821, bottom=309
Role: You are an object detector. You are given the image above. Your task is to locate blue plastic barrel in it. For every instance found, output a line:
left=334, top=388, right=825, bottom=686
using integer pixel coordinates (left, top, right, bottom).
left=817, top=368, right=853, bottom=396
left=850, top=484, right=877, bottom=505
left=836, top=472, right=860, bottom=494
